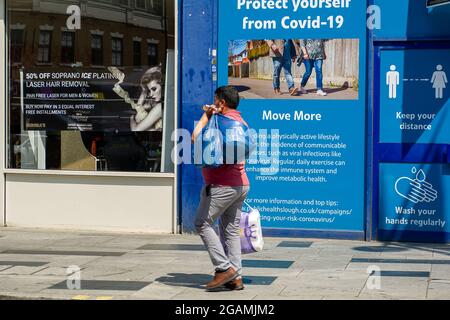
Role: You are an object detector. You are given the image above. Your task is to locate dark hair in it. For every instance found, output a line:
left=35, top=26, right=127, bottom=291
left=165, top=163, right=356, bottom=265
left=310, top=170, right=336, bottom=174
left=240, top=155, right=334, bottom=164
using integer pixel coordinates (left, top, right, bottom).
left=215, top=86, right=240, bottom=109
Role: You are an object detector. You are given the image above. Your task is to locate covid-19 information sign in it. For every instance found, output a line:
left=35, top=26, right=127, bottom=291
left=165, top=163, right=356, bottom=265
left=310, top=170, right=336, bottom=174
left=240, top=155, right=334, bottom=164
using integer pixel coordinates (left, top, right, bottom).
left=379, top=49, right=450, bottom=145
left=218, top=0, right=367, bottom=234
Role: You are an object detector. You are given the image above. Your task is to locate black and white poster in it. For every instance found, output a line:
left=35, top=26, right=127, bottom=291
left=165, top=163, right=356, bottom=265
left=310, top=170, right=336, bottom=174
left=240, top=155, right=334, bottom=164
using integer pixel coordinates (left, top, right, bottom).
left=22, top=66, right=164, bottom=132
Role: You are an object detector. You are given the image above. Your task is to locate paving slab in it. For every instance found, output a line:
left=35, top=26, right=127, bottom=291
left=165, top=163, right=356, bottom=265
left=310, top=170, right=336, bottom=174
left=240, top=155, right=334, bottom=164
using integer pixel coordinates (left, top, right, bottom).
left=49, top=280, right=152, bottom=291
left=277, top=241, right=313, bottom=248
left=2, top=249, right=127, bottom=257
left=131, top=282, right=188, bottom=300
left=0, top=228, right=448, bottom=300
left=346, top=262, right=432, bottom=272
left=359, top=278, right=429, bottom=299
left=243, top=267, right=303, bottom=278
left=0, top=266, right=50, bottom=276
left=242, top=260, right=295, bottom=269
left=0, top=260, right=49, bottom=267
left=427, top=280, right=450, bottom=300
left=0, top=275, right=62, bottom=294
left=430, top=264, right=450, bottom=280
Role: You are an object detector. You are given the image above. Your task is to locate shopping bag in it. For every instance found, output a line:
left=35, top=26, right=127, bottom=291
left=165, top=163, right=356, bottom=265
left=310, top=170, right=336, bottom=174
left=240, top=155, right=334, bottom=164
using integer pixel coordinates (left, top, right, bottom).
left=239, top=201, right=264, bottom=254
left=194, top=114, right=256, bottom=168
left=218, top=114, right=256, bottom=166
left=193, top=114, right=224, bottom=168
left=218, top=201, right=264, bottom=255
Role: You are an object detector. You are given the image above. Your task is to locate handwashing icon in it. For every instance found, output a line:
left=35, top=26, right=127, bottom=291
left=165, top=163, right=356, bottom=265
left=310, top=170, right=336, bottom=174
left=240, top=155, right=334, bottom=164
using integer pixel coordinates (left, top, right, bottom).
left=395, top=168, right=438, bottom=204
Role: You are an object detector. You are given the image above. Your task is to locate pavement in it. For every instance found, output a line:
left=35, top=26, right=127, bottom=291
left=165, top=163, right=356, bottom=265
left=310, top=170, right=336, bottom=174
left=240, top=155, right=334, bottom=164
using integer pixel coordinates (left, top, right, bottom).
left=0, top=227, right=449, bottom=300
left=229, top=77, right=359, bottom=100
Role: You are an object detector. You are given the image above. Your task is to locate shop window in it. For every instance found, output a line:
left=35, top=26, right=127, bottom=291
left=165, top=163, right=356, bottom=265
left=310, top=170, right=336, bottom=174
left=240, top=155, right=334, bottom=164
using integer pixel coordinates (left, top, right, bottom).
left=148, top=43, right=158, bottom=67
left=61, top=32, right=75, bottom=64
left=91, top=35, right=103, bottom=66
left=37, top=31, right=52, bottom=63
left=10, top=29, right=24, bottom=64
left=133, top=40, right=142, bottom=67
left=7, top=0, right=175, bottom=173
left=111, top=37, right=123, bottom=66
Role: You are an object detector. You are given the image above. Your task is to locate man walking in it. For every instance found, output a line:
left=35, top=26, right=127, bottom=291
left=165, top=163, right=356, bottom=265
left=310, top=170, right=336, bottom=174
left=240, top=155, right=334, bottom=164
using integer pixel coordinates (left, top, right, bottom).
left=192, top=86, right=250, bottom=291
left=266, top=39, right=299, bottom=96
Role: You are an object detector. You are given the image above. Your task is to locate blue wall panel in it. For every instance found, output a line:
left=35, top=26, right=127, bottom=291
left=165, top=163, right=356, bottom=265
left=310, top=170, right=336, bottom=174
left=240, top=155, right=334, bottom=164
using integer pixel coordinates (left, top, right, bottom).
left=180, top=0, right=217, bottom=233
left=371, top=0, right=450, bottom=243
left=373, top=0, right=450, bottom=40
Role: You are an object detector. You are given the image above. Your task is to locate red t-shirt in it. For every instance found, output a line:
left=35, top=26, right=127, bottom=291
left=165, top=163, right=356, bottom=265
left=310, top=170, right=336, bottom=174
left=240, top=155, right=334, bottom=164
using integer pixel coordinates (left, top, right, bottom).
left=202, top=109, right=250, bottom=187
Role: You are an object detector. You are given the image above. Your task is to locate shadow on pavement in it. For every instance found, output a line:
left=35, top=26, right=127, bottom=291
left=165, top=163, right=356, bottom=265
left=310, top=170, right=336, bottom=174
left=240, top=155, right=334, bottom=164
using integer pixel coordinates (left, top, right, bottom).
left=353, top=243, right=450, bottom=255
left=233, top=85, right=251, bottom=93
left=155, top=273, right=211, bottom=289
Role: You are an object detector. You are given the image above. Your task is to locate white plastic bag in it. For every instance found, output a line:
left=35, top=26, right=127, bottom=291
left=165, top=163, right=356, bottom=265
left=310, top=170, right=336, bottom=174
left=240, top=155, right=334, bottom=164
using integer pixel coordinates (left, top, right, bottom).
left=239, top=201, right=264, bottom=254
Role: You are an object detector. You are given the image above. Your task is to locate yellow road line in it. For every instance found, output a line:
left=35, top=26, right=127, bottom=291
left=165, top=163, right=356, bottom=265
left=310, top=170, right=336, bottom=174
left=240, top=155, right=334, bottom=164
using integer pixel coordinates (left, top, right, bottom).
left=96, top=296, right=113, bottom=300
left=72, top=295, right=90, bottom=300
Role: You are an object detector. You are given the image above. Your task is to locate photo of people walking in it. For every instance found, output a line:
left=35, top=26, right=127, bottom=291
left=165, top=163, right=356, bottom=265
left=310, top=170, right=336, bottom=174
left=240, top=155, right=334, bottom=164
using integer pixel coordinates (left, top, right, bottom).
left=228, top=39, right=360, bottom=100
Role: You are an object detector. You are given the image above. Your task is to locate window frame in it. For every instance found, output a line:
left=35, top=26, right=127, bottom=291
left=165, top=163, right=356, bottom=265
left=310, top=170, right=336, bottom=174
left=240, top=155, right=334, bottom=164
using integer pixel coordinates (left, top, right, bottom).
left=147, top=43, right=158, bottom=67
left=111, top=37, right=123, bottom=67
left=10, top=29, right=24, bottom=64
left=60, top=31, right=75, bottom=64
left=91, top=34, right=104, bottom=66
left=133, top=40, right=142, bottom=67
left=135, top=0, right=147, bottom=10
left=37, top=30, right=52, bottom=64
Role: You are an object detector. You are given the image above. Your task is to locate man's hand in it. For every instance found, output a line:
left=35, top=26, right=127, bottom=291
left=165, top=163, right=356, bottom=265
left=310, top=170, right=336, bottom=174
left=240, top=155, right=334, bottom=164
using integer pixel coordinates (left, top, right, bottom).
left=202, top=105, right=222, bottom=117
left=192, top=105, right=220, bottom=144
left=303, top=53, right=310, bottom=60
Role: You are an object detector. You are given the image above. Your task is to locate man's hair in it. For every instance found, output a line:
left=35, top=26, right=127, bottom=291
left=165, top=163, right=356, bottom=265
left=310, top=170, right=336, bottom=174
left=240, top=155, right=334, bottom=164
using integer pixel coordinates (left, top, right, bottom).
left=215, top=86, right=240, bottom=109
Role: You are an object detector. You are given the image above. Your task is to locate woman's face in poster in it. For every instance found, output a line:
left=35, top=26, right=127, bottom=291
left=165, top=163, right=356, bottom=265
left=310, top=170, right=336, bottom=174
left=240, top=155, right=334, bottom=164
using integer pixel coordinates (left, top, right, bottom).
left=145, top=79, right=162, bottom=104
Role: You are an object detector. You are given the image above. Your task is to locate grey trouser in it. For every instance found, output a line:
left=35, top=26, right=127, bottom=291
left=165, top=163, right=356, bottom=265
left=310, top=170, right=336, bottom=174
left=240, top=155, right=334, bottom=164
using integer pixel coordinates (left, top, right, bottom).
left=195, top=185, right=250, bottom=276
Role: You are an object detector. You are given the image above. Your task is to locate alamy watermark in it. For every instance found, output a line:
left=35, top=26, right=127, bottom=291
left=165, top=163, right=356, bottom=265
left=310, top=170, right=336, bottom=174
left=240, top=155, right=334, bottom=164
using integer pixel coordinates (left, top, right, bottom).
left=366, top=265, right=381, bottom=290
left=66, top=265, right=81, bottom=290
left=171, top=126, right=281, bottom=175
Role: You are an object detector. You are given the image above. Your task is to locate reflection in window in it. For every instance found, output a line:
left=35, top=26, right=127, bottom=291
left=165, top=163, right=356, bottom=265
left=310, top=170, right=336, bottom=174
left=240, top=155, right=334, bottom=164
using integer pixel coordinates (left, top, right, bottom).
left=7, top=0, right=174, bottom=173
left=38, top=31, right=52, bottom=63
left=148, top=43, right=158, bottom=67
left=112, top=37, right=123, bottom=66
left=133, top=40, right=142, bottom=67
left=91, top=35, right=103, bottom=66
left=61, top=32, right=75, bottom=64
left=10, top=29, right=24, bottom=64
left=135, top=0, right=147, bottom=10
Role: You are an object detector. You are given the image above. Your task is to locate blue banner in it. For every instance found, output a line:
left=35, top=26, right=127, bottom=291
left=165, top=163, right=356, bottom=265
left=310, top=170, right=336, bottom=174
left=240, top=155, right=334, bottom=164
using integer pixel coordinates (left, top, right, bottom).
left=379, top=163, right=450, bottom=235
left=218, top=0, right=367, bottom=232
left=379, top=49, right=450, bottom=145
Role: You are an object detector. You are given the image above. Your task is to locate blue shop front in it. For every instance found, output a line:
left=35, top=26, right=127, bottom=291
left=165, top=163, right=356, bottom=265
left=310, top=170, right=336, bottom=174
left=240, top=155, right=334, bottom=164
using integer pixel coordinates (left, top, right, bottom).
left=178, top=0, right=450, bottom=243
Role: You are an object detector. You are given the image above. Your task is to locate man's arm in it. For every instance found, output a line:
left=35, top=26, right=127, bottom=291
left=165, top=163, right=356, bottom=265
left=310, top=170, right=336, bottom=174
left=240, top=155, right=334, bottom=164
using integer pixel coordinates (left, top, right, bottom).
left=191, top=106, right=218, bottom=143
